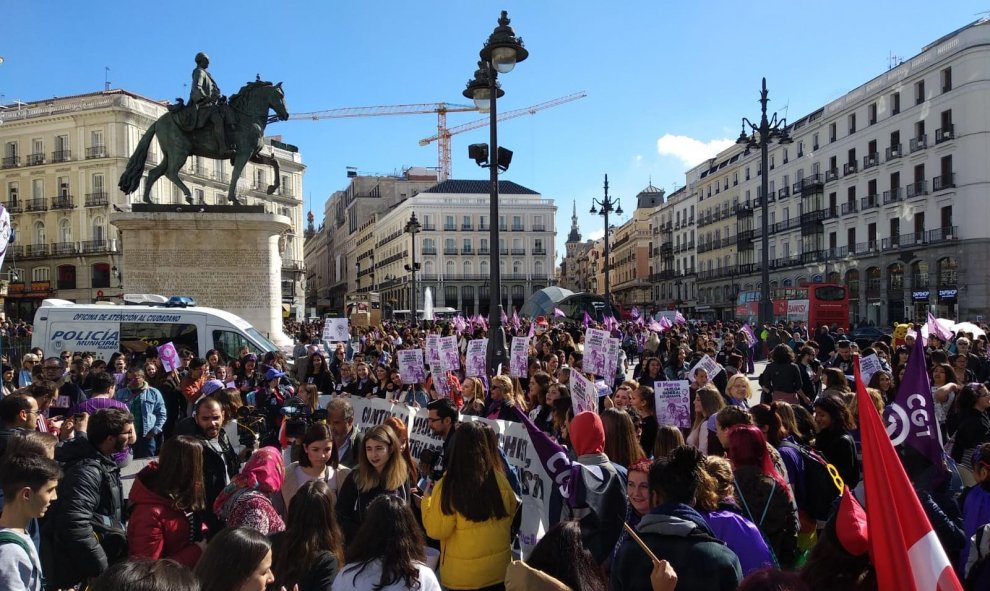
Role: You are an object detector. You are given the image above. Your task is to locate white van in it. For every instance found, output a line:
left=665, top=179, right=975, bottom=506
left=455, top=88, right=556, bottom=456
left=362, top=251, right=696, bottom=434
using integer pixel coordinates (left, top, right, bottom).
left=32, top=296, right=280, bottom=362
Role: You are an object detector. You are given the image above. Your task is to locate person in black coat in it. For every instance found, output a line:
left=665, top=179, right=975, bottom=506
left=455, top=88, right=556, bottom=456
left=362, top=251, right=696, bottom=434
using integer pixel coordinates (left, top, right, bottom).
left=302, top=352, right=336, bottom=395
left=271, top=480, right=344, bottom=591
left=44, top=408, right=132, bottom=589
left=812, top=394, right=860, bottom=488
left=950, top=383, right=990, bottom=463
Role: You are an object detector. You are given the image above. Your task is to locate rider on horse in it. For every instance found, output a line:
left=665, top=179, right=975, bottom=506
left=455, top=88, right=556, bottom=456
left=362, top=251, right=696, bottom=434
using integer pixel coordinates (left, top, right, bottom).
left=187, top=52, right=235, bottom=154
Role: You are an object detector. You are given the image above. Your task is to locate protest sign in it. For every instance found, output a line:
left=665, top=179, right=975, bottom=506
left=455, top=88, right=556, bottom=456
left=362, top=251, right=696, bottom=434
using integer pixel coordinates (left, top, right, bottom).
left=604, top=337, right=620, bottom=381
left=689, top=354, right=724, bottom=381
left=466, top=338, right=488, bottom=377
left=426, top=334, right=442, bottom=366
left=654, top=380, right=691, bottom=428
left=509, top=337, right=530, bottom=378
left=324, top=318, right=350, bottom=343
left=158, top=342, right=180, bottom=373
left=438, top=335, right=460, bottom=372
left=583, top=328, right=610, bottom=376
left=398, top=349, right=427, bottom=384
left=569, top=370, right=598, bottom=414
left=858, top=353, right=882, bottom=388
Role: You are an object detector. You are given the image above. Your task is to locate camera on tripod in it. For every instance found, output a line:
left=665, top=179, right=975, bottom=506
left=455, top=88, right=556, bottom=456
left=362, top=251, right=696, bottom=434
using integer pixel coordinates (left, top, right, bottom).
left=280, top=404, right=329, bottom=440
left=235, top=405, right=268, bottom=448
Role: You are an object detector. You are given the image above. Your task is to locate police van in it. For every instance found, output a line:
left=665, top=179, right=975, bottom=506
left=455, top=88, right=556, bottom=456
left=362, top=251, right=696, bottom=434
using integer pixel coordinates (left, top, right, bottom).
left=32, top=295, right=280, bottom=362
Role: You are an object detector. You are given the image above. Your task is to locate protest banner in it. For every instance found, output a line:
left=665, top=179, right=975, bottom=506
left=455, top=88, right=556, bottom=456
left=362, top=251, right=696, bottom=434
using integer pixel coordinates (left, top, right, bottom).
left=438, top=335, right=460, bottom=372
left=426, top=334, right=442, bottom=366
left=158, top=342, right=180, bottom=373
left=465, top=338, right=488, bottom=377
left=509, top=337, right=529, bottom=378
left=604, top=337, right=620, bottom=381
left=858, top=353, right=882, bottom=387
left=654, top=380, right=691, bottom=428
left=332, top=396, right=551, bottom=558
left=324, top=318, right=350, bottom=343
left=569, top=370, right=598, bottom=414
left=583, top=328, right=609, bottom=376
left=689, top=354, right=724, bottom=381
left=398, top=349, right=427, bottom=384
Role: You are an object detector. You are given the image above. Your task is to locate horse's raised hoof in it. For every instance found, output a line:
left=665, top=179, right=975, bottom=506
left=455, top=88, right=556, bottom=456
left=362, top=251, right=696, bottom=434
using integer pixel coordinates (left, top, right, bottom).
left=184, top=195, right=194, bottom=205
left=229, top=196, right=243, bottom=206
left=266, top=185, right=277, bottom=195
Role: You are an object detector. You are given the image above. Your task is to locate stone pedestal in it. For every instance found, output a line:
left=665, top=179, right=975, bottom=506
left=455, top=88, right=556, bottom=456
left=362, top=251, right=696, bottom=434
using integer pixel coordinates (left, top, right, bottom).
left=110, top=207, right=292, bottom=347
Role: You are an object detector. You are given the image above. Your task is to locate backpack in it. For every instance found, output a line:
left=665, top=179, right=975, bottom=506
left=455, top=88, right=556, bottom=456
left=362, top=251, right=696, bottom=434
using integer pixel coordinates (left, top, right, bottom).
left=0, top=531, right=41, bottom=585
left=780, top=441, right=842, bottom=521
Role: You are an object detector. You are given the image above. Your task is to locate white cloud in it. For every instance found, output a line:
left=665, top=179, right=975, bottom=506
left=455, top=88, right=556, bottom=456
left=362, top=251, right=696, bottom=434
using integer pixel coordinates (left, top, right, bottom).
left=656, top=134, right=736, bottom=168
left=587, top=229, right=605, bottom=241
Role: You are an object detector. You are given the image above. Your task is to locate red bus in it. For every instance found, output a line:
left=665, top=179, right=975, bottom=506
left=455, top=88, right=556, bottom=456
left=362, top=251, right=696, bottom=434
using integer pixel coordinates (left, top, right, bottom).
left=735, top=283, right=849, bottom=330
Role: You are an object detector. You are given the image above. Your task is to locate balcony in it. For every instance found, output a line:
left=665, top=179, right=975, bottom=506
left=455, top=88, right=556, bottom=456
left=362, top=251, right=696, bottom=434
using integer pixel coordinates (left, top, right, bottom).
left=927, top=226, right=957, bottom=242
left=511, top=225, right=524, bottom=232
left=660, top=241, right=673, bottom=253
left=24, top=244, right=49, bottom=258
left=883, top=188, right=903, bottom=204
left=825, top=169, right=839, bottom=182
left=532, top=225, right=546, bottom=232
left=50, top=242, right=76, bottom=256
left=443, top=225, right=456, bottom=232
left=461, top=247, right=473, bottom=255
left=532, top=248, right=547, bottom=255
left=478, top=247, right=490, bottom=255
left=81, top=239, right=110, bottom=254
left=800, top=209, right=827, bottom=226
left=843, top=162, right=858, bottom=176
left=27, top=153, right=45, bottom=166
left=933, top=174, right=955, bottom=191
left=461, top=224, right=473, bottom=231
left=909, top=135, right=927, bottom=153
left=421, top=224, right=436, bottom=231
left=905, top=180, right=928, bottom=198
left=863, top=153, right=879, bottom=170
left=85, top=146, right=108, bottom=159
left=51, top=150, right=71, bottom=163
left=443, top=248, right=458, bottom=255
left=421, top=247, right=437, bottom=255
left=778, top=186, right=790, bottom=198
left=499, top=248, right=509, bottom=255
left=26, top=198, right=48, bottom=212
left=51, top=195, right=75, bottom=210
left=935, top=126, right=954, bottom=144
left=1, top=156, right=19, bottom=169
left=510, top=248, right=526, bottom=255
left=478, top=224, right=489, bottom=231
left=85, top=192, right=109, bottom=207
left=4, top=200, right=22, bottom=214
left=885, top=145, right=903, bottom=161
left=861, top=194, right=879, bottom=210
left=840, top=201, right=858, bottom=215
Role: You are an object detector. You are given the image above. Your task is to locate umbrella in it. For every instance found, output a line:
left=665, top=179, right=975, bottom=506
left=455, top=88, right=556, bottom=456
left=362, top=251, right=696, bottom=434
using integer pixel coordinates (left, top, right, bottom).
left=921, top=316, right=955, bottom=341
left=951, top=321, right=986, bottom=339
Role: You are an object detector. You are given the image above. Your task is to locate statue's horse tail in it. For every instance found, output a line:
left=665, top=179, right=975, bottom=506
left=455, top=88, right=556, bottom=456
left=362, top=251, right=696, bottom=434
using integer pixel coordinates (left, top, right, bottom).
left=118, top=123, right=157, bottom=195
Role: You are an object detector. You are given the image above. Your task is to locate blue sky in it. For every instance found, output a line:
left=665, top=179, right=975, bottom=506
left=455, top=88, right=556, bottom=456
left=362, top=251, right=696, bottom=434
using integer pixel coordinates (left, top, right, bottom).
left=2, top=1, right=986, bottom=260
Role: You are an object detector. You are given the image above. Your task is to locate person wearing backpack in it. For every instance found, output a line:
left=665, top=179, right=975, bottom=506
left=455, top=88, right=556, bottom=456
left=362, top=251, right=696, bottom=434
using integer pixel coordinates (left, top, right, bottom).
left=0, top=454, right=62, bottom=591
left=758, top=345, right=812, bottom=409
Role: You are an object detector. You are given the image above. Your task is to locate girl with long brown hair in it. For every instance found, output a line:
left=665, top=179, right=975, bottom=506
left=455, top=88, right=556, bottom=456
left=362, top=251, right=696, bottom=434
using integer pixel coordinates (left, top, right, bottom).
left=282, top=422, right=348, bottom=509
left=601, top=408, right=646, bottom=468
left=335, top=424, right=409, bottom=543
left=272, top=480, right=346, bottom=591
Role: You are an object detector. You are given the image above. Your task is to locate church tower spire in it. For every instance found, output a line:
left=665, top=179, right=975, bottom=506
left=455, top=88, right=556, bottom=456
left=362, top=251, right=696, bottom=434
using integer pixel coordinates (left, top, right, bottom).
left=567, top=199, right=581, bottom=243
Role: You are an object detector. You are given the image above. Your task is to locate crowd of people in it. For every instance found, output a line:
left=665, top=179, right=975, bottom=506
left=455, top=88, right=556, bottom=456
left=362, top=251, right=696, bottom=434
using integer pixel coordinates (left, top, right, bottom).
left=0, top=311, right=988, bottom=589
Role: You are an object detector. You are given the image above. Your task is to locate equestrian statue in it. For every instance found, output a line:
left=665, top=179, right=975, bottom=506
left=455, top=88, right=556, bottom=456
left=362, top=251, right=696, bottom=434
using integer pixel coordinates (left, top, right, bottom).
left=118, top=52, right=290, bottom=206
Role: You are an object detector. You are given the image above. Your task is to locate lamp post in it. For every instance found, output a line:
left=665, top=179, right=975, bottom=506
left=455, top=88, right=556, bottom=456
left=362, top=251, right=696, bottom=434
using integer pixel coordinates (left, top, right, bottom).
left=404, top=212, right=421, bottom=325
left=590, top=174, right=623, bottom=317
left=463, top=10, right=527, bottom=374
left=737, top=78, right=792, bottom=327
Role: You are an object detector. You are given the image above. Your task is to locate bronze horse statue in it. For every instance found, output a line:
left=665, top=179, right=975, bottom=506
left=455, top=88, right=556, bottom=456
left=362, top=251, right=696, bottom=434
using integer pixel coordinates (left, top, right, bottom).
left=118, top=80, right=289, bottom=205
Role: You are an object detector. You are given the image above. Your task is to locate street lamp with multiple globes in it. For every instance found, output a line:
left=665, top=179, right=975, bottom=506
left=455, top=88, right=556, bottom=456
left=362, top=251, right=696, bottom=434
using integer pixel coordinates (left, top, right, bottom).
left=589, top=174, right=622, bottom=317
left=463, top=10, right=528, bottom=374
left=403, top=212, right=422, bottom=325
left=737, top=77, right=792, bottom=327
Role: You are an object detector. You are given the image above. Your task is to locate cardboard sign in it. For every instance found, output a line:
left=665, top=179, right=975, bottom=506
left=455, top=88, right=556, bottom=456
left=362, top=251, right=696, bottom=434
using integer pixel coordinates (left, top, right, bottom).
left=583, top=328, right=610, bottom=377
left=859, top=353, right=882, bottom=387
left=654, top=380, right=691, bottom=428
left=398, top=349, right=427, bottom=384
left=689, top=354, right=724, bottom=381
left=509, top=337, right=530, bottom=378
left=426, top=334, right=442, bottom=366
left=438, top=335, right=460, bottom=372
left=604, top=337, right=620, bottom=380
left=569, top=370, right=598, bottom=415
left=466, top=338, right=488, bottom=377
left=324, top=318, right=350, bottom=343
left=157, top=342, right=180, bottom=373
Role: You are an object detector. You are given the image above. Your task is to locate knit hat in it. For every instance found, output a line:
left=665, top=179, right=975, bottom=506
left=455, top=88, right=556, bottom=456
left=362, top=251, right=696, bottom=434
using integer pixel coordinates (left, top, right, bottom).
left=570, top=411, right=605, bottom=456
left=202, top=379, right=225, bottom=396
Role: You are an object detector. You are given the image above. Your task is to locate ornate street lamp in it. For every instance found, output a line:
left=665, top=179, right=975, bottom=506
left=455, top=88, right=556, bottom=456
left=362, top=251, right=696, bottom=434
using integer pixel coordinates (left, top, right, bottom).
left=404, top=212, right=422, bottom=325
left=737, top=78, right=792, bottom=327
left=590, top=174, right=623, bottom=317
left=463, top=10, right=527, bottom=374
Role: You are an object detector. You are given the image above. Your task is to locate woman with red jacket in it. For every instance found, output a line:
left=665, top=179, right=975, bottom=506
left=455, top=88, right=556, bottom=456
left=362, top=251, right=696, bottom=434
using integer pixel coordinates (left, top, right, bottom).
left=126, top=435, right=207, bottom=568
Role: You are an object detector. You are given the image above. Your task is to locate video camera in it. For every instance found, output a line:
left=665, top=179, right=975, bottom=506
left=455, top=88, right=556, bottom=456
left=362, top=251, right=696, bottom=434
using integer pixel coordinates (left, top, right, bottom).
left=280, top=404, right=329, bottom=440
left=235, top=405, right=268, bottom=449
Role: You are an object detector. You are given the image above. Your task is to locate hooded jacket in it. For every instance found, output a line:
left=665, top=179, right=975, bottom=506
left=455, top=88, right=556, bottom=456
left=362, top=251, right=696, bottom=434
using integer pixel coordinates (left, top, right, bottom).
left=610, top=503, right=742, bottom=591
left=43, top=436, right=123, bottom=588
left=126, top=463, right=203, bottom=568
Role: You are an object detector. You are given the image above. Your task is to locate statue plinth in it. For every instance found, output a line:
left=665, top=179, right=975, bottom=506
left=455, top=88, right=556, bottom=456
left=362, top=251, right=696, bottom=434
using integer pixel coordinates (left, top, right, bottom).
left=110, top=210, right=292, bottom=348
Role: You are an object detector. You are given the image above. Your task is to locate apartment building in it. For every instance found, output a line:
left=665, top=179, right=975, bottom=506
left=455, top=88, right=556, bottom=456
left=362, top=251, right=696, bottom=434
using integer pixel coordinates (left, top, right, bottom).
left=649, top=186, right=698, bottom=314
left=610, top=184, right=663, bottom=309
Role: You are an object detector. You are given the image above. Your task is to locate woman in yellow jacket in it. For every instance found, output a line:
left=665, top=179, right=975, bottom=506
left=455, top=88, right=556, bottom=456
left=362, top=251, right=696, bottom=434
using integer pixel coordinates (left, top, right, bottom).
left=420, top=420, right=519, bottom=590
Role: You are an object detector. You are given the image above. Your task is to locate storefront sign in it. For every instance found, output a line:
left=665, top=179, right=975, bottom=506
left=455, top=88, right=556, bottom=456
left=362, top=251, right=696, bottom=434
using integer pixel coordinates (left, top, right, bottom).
left=938, top=288, right=958, bottom=300
left=912, top=290, right=931, bottom=301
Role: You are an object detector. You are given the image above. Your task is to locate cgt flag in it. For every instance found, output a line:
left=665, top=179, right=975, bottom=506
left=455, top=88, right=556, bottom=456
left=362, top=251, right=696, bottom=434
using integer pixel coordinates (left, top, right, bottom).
left=854, top=355, right=962, bottom=591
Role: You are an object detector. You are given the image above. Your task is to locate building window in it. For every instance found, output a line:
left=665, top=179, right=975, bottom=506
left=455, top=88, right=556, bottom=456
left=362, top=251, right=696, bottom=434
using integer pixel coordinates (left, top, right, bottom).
left=57, top=265, right=76, bottom=290
left=848, top=113, right=856, bottom=134
left=32, top=267, right=50, bottom=282
left=941, top=67, right=952, bottom=93
left=33, top=221, right=45, bottom=245
left=829, top=122, right=837, bottom=143
left=868, top=103, right=877, bottom=125
left=915, top=79, right=925, bottom=105
left=891, top=92, right=901, bottom=115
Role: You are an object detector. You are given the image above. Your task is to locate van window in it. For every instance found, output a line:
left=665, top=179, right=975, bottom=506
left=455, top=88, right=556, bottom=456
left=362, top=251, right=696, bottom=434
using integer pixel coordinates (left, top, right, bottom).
left=120, top=322, right=199, bottom=356
left=213, top=329, right=264, bottom=361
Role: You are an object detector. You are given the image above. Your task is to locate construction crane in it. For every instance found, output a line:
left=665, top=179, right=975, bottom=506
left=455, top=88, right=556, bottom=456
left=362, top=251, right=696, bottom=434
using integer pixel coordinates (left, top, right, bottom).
left=419, top=91, right=587, bottom=181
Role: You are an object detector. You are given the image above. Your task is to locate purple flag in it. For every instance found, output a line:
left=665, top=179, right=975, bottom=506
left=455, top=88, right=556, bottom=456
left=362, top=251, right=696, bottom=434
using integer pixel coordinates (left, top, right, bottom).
left=886, top=325, right=948, bottom=488
left=659, top=316, right=672, bottom=330
left=630, top=306, right=641, bottom=319
left=741, top=323, right=757, bottom=347
left=501, top=309, right=509, bottom=325
left=511, top=311, right=521, bottom=332
left=527, top=321, right=535, bottom=338
left=553, top=307, right=566, bottom=318
left=674, top=311, right=686, bottom=325
left=582, top=311, right=592, bottom=328
left=510, top=406, right=577, bottom=499
left=927, top=311, right=952, bottom=342
left=648, top=319, right=663, bottom=332
left=635, top=315, right=645, bottom=327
